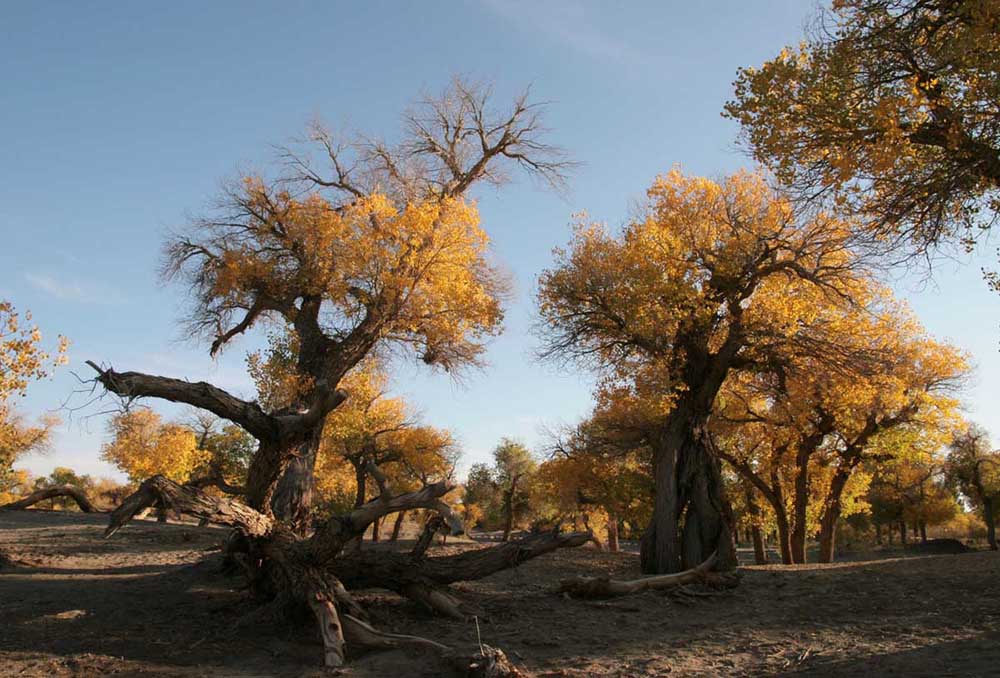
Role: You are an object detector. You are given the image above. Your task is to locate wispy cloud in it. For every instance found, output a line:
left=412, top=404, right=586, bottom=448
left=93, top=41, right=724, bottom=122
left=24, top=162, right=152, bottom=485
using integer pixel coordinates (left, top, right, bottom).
left=25, top=272, right=126, bottom=305
left=480, top=0, right=645, bottom=66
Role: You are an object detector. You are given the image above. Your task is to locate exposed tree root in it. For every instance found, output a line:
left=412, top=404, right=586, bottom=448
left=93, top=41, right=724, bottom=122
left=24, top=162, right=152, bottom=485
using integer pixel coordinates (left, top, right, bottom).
left=558, top=552, right=731, bottom=598
left=103, top=474, right=588, bottom=671
left=1, top=485, right=100, bottom=513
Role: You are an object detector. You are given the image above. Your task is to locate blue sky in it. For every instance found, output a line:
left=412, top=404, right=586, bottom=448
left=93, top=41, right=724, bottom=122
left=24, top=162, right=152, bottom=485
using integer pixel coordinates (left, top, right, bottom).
left=3, top=1, right=998, bottom=482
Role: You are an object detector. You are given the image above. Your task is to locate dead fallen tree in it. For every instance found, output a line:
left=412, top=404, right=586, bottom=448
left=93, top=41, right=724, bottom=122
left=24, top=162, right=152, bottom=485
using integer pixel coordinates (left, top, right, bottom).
left=558, top=552, right=736, bottom=599
left=1, top=484, right=100, bottom=513
left=103, top=471, right=587, bottom=672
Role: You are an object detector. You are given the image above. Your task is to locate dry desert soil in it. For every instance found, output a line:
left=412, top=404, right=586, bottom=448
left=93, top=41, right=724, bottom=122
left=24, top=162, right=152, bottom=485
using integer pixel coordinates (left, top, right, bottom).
left=1, top=510, right=999, bottom=677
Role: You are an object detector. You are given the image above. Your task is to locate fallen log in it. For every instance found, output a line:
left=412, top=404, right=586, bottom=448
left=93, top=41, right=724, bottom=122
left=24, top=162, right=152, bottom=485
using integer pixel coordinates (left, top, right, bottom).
left=103, top=474, right=588, bottom=671
left=558, top=552, right=722, bottom=599
left=1, top=485, right=100, bottom=513
left=104, top=475, right=273, bottom=538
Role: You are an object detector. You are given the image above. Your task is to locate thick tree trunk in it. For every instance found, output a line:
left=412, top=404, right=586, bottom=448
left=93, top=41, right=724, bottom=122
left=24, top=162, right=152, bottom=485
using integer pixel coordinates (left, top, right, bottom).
left=790, top=446, right=811, bottom=564
left=984, top=497, right=997, bottom=550
left=774, top=508, right=793, bottom=565
left=390, top=511, right=406, bottom=541
left=817, top=466, right=852, bottom=564
left=501, top=479, right=517, bottom=542
left=743, top=480, right=767, bottom=565
left=606, top=513, right=619, bottom=553
left=1, top=485, right=99, bottom=513
left=641, top=418, right=737, bottom=574
left=270, top=430, right=323, bottom=530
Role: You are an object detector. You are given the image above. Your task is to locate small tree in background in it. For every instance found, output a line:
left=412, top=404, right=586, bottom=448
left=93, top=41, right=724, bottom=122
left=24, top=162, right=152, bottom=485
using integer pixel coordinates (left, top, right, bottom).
left=492, top=439, right=538, bottom=541
left=947, top=424, right=1000, bottom=550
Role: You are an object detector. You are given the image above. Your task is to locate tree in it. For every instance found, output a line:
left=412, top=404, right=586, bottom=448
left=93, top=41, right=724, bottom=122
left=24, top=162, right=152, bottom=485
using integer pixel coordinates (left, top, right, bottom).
left=714, top=290, right=967, bottom=563
left=186, top=411, right=256, bottom=492
left=946, top=424, right=1000, bottom=549
left=87, top=80, right=585, bottom=668
left=539, top=415, right=653, bottom=552
left=102, top=408, right=210, bottom=484
left=492, top=439, right=537, bottom=541
left=869, top=453, right=959, bottom=544
left=1, top=301, right=67, bottom=497
left=725, top=0, right=1000, bottom=259
left=316, top=360, right=459, bottom=536
left=538, top=169, right=872, bottom=574
left=459, top=441, right=538, bottom=540
left=462, top=462, right=502, bottom=528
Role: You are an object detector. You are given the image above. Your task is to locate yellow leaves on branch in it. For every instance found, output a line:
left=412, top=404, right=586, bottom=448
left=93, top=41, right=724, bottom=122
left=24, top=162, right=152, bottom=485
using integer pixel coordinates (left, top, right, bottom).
left=0, top=300, right=68, bottom=404
left=538, top=168, right=868, bottom=405
left=101, top=408, right=210, bottom=484
left=1, top=300, right=67, bottom=483
left=725, top=0, right=1000, bottom=249
left=187, top=179, right=507, bottom=372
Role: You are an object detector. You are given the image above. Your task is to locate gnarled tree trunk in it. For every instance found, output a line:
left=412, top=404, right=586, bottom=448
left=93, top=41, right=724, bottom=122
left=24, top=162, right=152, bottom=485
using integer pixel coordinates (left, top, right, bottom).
left=269, top=429, right=324, bottom=531
left=641, top=414, right=737, bottom=575
left=85, top=363, right=590, bottom=672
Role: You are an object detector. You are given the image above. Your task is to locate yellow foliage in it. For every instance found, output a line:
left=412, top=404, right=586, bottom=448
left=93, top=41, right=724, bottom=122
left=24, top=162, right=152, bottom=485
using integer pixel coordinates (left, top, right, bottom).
left=101, top=408, right=210, bottom=483
left=726, top=0, right=1000, bottom=252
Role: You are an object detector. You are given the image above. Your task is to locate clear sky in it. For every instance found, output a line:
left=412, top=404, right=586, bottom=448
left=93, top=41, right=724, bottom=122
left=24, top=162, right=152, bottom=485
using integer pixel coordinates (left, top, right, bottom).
left=3, top=1, right=998, bottom=482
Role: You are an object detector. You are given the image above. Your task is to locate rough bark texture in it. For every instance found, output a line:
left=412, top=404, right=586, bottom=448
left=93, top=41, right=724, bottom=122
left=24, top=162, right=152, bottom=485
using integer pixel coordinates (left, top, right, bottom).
left=105, top=475, right=274, bottom=539
left=641, top=415, right=737, bottom=575
left=270, top=430, right=322, bottom=530
left=102, top=473, right=588, bottom=670
left=1, top=485, right=99, bottom=513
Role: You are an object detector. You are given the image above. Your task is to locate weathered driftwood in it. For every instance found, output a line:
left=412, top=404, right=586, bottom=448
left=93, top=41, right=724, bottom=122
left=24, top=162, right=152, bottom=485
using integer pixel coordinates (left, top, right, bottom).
left=558, top=552, right=720, bottom=599
left=1, top=484, right=100, bottom=513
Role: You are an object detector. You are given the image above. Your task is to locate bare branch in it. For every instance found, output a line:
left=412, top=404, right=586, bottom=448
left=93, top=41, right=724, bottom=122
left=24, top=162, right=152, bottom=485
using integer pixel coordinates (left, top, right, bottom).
left=86, top=361, right=278, bottom=442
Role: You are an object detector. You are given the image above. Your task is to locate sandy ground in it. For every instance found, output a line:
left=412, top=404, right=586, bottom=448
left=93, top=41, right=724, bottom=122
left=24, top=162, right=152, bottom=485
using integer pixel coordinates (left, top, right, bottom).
left=1, top=510, right=999, bottom=677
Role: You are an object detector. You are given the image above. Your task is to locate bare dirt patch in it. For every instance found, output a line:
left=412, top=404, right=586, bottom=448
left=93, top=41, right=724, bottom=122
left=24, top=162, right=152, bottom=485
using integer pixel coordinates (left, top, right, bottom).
left=1, top=510, right=998, bottom=676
